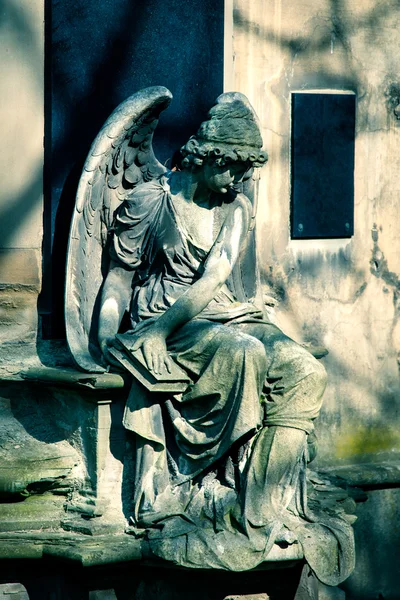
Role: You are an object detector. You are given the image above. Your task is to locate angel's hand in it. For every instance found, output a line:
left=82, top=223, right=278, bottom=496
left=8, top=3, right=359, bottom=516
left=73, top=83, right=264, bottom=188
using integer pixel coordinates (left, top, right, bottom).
left=131, top=329, right=173, bottom=375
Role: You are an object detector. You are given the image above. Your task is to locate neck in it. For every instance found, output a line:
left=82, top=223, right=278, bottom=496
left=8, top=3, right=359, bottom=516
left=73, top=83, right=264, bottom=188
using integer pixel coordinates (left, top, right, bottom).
left=170, top=169, right=210, bottom=205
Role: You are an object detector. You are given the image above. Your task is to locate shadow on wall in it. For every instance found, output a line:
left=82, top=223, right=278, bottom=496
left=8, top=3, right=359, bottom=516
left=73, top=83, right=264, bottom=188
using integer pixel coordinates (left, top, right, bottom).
left=1, top=0, right=399, bottom=341
left=41, top=0, right=157, bottom=339
left=264, top=241, right=400, bottom=461
left=0, top=0, right=44, bottom=248
left=234, top=0, right=400, bottom=135
left=233, top=0, right=400, bottom=462
left=234, top=0, right=399, bottom=79
left=0, top=0, right=224, bottom=339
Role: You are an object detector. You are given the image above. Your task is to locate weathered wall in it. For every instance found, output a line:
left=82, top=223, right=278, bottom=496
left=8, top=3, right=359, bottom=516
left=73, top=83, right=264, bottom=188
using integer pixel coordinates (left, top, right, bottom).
left=230, top=0, right=400, bottom=466
left=0, top=0, right=44, bottom=365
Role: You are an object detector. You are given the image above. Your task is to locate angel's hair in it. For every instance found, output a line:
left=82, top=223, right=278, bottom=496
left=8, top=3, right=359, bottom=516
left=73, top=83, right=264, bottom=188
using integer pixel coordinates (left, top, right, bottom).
left=180, top=92, right=268, bottom=170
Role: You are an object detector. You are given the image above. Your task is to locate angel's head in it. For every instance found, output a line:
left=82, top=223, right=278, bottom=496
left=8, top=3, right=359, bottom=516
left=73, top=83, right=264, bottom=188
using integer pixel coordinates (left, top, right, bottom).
left=180, top=92, right=268, bottom=193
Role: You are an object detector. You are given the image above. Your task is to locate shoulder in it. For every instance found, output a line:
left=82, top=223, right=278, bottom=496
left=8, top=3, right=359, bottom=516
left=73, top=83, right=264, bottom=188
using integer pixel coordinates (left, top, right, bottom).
left=115, top=175, right=170, bottom=222
left=125, top=174, right=170, bottom=204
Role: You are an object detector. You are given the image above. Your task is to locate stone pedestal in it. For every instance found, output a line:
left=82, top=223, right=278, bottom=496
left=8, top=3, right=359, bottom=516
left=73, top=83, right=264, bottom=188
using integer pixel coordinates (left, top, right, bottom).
left=2, top=560, right=306, bottom=600
left=0, top=366, right=350, bottom=599
left=0, top=367, right=129, bottom=534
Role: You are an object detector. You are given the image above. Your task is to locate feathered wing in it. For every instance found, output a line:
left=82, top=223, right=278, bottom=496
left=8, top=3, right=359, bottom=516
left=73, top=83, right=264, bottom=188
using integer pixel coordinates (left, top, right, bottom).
left=65, top=87, right=173, bottom=372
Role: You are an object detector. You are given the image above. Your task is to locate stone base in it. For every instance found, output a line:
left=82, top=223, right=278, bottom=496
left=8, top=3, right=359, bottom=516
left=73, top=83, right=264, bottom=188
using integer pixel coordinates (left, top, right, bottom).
left=0, top=584, right=29, bottom=600
left=0, top=495, right=66, bottom=533
left=0, top=560, right=348, bottom=600
left=1, top=560, right=306, bottom=600
left=0, top=550, right=347, bottom=600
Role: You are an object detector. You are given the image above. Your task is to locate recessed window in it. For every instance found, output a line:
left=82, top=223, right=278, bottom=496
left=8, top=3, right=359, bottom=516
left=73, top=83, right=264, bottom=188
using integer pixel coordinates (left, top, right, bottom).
left=291, top=92, right=356, bottom=239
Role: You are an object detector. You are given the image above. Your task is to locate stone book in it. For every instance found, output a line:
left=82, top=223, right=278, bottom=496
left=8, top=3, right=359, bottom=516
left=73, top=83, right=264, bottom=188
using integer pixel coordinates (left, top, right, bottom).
left=109, top=333, right=191, bottom=393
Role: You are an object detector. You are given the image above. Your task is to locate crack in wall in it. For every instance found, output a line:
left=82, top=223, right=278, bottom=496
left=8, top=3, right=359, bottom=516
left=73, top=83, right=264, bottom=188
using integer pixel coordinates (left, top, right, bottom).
left=370, top=225, right=400, bottom=298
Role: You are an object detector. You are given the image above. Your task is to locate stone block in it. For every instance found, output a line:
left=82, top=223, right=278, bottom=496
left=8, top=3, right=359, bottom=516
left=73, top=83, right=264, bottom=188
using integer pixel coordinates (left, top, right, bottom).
left=0, top=584, right=29, bottom=599
left=0, top=495, right=66, bottom=533
left=224, top=595, right=269, bottom=600
left=0, top=249, right=40, bottom=286
left=0, top=381, right=83, bottom=500
left=0, top=0, right=43, bottom=252
left=341, top=487, right=400, bottom=599
left=0, top=288, right=38, bottom=349
left=0, top=251, right=40, bottom=357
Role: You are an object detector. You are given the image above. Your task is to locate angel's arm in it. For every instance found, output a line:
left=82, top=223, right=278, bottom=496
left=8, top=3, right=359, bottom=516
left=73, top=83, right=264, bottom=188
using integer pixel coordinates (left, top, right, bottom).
left=98, top=260, right=134, bottom=358
left=132, top=194, right=251, bottom=373
left=157, top=194, right=250, bottom=334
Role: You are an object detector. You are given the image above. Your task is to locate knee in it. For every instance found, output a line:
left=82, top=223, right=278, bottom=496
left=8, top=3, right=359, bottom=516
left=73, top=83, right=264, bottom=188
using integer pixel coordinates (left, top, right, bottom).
left=298, top=353, right=327, bottom=396
left=286, top=351, right=327, bottom=418
left=221, top=331, right=267, bottom=368
left=276, top=341, right=327, bottom=393
left=309, top=357, right=327, bottom=391
left=244, top=336, right=268, bottom=370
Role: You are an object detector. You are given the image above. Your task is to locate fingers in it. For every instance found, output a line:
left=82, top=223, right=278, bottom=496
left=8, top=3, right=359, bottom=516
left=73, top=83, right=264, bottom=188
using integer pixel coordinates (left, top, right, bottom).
left=164, top=355, right=172, bottom=374
left=153, top=351, right=161, bottom=375
left=142, top=345, right=172, bottom=375
left=153, top=351, right=170, bottom=375
left=142, top=344, right=154, bottom=372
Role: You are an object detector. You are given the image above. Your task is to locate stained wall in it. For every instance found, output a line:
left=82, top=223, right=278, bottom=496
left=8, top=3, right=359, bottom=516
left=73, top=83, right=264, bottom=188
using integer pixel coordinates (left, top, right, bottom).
left=1, top=0, right=399, bottom=469
left=229, top=0, right=400, bottom=466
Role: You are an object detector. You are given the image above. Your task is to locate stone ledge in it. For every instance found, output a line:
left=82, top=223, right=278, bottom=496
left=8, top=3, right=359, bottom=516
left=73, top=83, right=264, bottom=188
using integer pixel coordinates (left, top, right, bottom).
left=0, top=531, right=303, bottom=568
left=320, top=460, right=400, bottom=490
left=0, top=366, right=130, bottom=394
left=20, top=367, right=129, bottom=393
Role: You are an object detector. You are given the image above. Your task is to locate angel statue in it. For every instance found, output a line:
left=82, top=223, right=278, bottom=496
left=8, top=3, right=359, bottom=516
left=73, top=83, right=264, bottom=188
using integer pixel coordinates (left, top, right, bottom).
left=66, top=87, right=354, bottom=585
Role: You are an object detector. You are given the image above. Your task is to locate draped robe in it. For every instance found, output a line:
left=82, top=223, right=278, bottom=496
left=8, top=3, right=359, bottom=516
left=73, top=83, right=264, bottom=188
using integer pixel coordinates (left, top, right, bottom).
left=110, top=175, right=355, bottom=585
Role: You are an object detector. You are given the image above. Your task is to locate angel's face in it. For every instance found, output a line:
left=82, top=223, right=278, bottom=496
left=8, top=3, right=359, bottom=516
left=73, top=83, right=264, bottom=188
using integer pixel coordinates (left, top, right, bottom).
left=203, top=162, right=253, bottom=194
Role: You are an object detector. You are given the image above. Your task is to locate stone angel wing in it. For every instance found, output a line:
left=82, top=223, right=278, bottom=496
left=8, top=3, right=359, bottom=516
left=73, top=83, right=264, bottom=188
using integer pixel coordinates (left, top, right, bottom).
left=65, top=86, right=173, bottom=372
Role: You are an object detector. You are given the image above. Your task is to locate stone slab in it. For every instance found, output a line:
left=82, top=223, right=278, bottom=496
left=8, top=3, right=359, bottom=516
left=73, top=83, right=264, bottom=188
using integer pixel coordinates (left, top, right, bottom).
left=0, top=250, right=40, bottom=287
left=0, top=584, right=29, bottom=600
left=20, top=367, right=128, bottom=392
left=0, top=495, right=66, bottom=533
left=321, top=461, right=400, bottom=489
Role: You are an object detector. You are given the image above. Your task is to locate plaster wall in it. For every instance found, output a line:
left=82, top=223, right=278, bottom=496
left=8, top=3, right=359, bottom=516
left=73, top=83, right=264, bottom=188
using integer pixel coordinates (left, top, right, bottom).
left=0, top=0, right=398, bottom=469
left=0, top=0, right=43, bottom=358
left=229, top=0, right=400, bottom=466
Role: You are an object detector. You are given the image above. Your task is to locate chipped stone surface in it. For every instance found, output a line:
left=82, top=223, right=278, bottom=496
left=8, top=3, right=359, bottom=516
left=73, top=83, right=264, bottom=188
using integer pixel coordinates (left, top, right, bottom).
left=0, top=584, right=29, bottom=600
left=0, top=382, right=84, bottom=499
left=0, top=252, right=40, bottom=353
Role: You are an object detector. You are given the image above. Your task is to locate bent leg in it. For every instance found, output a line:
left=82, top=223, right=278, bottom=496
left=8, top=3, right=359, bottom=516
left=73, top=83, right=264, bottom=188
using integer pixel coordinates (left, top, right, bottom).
left=232, top=322, right=327, bottom=433
left=231, top=322, right=327, bottom=538
left=164, top=319, right=268, bottom=477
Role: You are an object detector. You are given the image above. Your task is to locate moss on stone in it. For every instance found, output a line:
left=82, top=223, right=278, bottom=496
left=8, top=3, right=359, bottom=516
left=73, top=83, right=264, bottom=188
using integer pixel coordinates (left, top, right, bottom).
left=335, top=426, right=400, bottom=460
